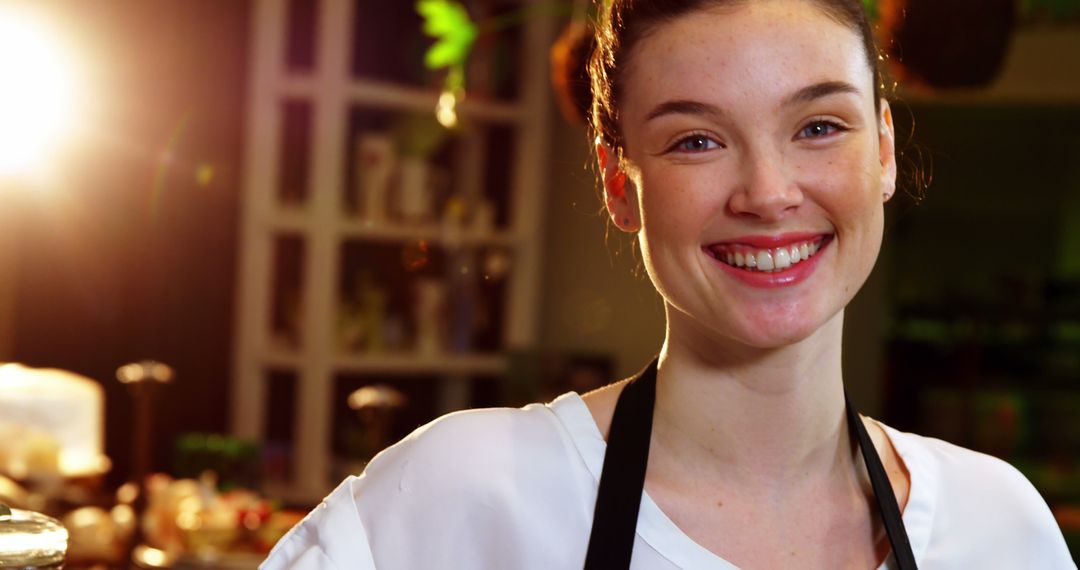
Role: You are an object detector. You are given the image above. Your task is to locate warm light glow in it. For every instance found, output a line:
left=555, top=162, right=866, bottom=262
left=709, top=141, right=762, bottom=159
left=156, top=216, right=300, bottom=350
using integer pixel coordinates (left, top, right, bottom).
left=133, top=545, right=173, bottom=568
left=111, top=503, right=135, bottom=528
left=0, top=7, right=77, bottom=175
left=435, top=90, right=459, bottom=129
left=176, top=510, right=202, bottom=531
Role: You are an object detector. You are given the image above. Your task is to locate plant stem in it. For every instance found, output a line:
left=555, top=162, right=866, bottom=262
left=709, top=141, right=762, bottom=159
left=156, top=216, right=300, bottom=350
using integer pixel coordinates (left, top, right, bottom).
left=478, top=1, right=579, bottom=34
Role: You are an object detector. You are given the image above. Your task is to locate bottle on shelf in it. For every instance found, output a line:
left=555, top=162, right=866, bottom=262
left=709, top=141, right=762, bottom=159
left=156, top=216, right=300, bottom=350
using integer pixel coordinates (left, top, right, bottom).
left=414, top=278, right=447, bottom=355
left=353, top=132, right=396, bottom=224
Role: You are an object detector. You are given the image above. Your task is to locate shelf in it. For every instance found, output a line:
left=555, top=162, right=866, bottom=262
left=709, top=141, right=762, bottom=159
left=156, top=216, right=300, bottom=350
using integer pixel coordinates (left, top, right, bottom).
left=262, top=348, right=303, bottom=369
left=336, top=352, right=506, bottom=375
left=265, top=206, right=308, bottom=232
left=234, top=0, right=554, bottom=503
left=280, top=75, right=524, bottom=124
left=338, top=219, right=517, bottom=247
left=260, top=349, right=506, bottom=376
left=267, top=207, right=518, bottom=247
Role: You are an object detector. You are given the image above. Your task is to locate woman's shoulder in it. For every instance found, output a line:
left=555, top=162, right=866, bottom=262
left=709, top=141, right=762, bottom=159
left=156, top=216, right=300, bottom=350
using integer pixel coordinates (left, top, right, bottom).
left=373, top=400, right=571, bottom=466
left=885, top=424, right=1042, bottom=501
left=353, top=399, right=585, bottom=504
left=262, top=400, right=593, bottom=568
left=880, top=423, right=1073, bottom=565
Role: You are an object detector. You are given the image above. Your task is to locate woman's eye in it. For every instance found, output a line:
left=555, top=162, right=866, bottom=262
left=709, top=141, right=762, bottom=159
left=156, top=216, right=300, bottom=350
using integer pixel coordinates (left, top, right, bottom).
left=672, top=134, right=720, bottom=153
left=798, top=121, right=844, bottom=140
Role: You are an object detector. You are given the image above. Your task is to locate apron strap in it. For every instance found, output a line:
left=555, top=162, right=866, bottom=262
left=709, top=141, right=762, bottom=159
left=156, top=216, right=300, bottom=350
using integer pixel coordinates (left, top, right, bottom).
left=847, top=393, right=919, bottom=570
left=583, top=358, right=657, bottom=569
left=584, top=359, right=918, bottom=569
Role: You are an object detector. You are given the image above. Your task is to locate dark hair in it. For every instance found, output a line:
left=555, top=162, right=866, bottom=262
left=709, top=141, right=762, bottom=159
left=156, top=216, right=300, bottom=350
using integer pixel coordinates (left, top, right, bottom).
left=588, top=0, right=883, bottom=152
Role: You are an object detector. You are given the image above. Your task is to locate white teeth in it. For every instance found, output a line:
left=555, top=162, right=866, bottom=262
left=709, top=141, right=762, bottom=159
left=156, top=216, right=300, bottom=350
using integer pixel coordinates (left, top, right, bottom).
left=713, top=239, right=826, bottom=272
left=756, top=251, right=775, bottom=271
left=774, top=248, right=791, bottom=270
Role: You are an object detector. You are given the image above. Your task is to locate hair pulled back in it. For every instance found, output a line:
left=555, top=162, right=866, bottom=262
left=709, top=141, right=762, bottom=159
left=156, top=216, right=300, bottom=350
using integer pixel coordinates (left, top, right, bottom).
left=588, top=0, right=884, bottom=153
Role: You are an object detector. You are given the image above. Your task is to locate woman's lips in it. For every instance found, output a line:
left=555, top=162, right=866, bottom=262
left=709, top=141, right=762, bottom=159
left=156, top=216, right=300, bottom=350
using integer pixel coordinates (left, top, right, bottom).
left=703, top=234, right=833, bottom=288
left=707, top=231, right=828, bottom=250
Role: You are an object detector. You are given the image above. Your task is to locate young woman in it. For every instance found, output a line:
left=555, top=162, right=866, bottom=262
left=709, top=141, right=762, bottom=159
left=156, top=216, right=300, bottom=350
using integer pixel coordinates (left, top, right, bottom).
left=262, top=1, right=1074, bottom=568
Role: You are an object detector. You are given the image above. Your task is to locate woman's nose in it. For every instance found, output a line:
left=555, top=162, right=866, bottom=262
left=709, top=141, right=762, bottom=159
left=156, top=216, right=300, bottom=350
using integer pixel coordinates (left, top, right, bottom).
left=726, top=150, right=803, bottom=221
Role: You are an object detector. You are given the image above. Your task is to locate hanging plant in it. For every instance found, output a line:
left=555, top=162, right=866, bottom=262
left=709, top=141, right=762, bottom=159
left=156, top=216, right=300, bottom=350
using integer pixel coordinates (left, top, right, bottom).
left=416, top=0, right=477, bottom=127
left=417, top=0, right=578, bottom=127
left=876, top=0, right=1017, bottom=89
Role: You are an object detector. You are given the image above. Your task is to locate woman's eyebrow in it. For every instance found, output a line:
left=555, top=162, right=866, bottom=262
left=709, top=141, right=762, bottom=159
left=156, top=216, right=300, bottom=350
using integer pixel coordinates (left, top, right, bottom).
left=782, top=80, right=861, bottom=107
left=644, top=81, right=860, bottom=122
left=644, top=100, right=725, bottom=122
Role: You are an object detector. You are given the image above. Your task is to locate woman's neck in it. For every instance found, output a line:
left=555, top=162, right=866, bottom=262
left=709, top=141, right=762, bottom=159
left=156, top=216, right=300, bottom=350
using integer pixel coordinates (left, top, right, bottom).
left=651, top=310, right=855, bottom=496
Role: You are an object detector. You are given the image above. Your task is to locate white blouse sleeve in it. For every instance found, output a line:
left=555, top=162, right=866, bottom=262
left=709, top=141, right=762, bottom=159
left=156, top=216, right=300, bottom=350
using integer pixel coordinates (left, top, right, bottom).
left=259, top=477, right=377, bottom=570
left=260, top=404, right=583, bottom=569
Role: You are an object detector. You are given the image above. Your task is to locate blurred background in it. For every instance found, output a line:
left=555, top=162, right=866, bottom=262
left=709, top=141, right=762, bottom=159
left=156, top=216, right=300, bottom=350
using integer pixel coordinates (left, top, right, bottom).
left=0, top=0, right=1076, bottom=564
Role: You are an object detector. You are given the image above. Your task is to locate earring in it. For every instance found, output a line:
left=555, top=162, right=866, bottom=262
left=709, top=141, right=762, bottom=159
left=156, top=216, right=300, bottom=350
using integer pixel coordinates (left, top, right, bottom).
left=623, top=217, right=631, bottom=226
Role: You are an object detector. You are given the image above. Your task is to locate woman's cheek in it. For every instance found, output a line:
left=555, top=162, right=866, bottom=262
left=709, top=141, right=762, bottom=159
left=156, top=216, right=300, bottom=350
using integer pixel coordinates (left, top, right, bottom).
left=802, top=153, right=879, bottom=215
left=640, top=172, right=691, bottom=229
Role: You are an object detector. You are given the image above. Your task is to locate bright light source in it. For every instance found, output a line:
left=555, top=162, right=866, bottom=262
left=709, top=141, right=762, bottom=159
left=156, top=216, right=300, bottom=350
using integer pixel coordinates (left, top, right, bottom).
left=435, top=90, right=459, bottom=129
left=0, top=8, right=77, bottom=176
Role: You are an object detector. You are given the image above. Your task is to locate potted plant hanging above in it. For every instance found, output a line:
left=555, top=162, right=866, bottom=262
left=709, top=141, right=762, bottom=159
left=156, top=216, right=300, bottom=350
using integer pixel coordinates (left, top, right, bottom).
left=875, top=0, right=1018, bottom=89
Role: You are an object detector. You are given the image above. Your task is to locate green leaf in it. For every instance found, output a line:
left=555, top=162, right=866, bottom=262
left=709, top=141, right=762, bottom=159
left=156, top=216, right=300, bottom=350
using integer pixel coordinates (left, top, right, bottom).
left=425, top=40, right=461, bottom=68
left=416, top=0, right=478, bottom=71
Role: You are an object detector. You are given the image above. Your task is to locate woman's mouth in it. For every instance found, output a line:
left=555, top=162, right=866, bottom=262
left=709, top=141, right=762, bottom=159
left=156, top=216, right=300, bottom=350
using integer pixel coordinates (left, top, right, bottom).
left=703, top=235, right=832, bottom=273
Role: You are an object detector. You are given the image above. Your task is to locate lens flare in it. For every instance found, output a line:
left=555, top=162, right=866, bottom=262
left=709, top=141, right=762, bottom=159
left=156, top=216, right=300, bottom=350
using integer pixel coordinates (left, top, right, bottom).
left=0, top=8, right=76, bottom=175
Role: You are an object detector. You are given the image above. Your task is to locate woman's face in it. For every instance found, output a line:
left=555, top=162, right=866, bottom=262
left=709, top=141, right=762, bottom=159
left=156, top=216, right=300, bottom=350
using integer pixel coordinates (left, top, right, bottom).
left=606, top=0, right=896, bottom=349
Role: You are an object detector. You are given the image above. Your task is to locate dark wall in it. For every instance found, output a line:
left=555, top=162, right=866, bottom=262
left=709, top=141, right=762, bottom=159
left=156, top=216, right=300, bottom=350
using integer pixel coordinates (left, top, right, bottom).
left=12, top=1, right=249, bottom=486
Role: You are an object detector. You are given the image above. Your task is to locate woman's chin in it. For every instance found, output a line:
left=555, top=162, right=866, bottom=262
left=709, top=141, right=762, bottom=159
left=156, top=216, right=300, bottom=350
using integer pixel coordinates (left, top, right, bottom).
left=727, top=327, right=814, bottom=350
left=723, top=309, right=834, bottom=350
left=668, top=298, right=840, bottom=352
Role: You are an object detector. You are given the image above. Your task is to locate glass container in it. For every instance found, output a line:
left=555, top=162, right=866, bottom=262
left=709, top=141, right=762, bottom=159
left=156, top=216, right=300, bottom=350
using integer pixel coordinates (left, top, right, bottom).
left=0, top=505, right=67, bottom=569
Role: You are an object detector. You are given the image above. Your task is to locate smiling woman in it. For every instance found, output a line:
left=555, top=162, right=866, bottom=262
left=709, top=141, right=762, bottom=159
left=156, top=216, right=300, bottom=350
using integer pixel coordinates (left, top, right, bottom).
left=597, top=0, right=893, bottom=352
left=261, top=2, right=1075, bottom=568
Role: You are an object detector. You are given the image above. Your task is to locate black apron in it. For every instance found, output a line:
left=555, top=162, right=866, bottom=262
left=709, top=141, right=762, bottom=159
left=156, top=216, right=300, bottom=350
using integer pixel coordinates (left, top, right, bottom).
left=583, top=358, right=918, bottom=569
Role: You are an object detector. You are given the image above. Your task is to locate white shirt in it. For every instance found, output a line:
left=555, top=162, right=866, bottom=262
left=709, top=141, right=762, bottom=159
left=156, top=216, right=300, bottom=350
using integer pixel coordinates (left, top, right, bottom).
left=261, top=392, right=1076, bottom=569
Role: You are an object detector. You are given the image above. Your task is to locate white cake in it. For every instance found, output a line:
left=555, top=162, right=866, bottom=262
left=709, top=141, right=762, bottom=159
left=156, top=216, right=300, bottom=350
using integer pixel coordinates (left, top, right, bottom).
left=0, top=363, right=108, bottom=478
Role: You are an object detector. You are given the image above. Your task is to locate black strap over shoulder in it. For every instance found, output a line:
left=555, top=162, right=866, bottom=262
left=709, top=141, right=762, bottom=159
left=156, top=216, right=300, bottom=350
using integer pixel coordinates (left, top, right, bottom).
left=583, top=358, right=657, bottom=569
left=847, top=393, right=919, bottom=570
left=584, top=358, right=917, bottom=569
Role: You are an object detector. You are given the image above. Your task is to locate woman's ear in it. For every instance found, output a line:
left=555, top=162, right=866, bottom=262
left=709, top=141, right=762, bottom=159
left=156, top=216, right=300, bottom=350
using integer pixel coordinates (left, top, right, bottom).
left=879, top=100, right=897, bottom=203
left=596, top=140, right=641, bottom=231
